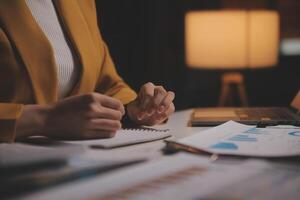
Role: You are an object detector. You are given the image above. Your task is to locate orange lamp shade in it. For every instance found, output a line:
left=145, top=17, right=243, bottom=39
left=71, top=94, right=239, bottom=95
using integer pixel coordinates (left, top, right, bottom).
left=185, top=10, right=280, bottom=69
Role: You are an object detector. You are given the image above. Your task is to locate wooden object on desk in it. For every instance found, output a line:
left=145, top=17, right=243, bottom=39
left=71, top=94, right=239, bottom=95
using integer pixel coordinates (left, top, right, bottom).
left=218, top=72, right=249, bottom=107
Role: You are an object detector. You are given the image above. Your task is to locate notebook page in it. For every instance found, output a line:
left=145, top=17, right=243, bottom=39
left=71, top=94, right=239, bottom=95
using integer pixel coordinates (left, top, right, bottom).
left=66, top=128, right=171, bottom=148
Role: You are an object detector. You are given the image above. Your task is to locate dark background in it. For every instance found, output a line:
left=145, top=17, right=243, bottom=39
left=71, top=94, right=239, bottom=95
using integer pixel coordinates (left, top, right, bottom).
left=95, top=0, right=300, bottom=110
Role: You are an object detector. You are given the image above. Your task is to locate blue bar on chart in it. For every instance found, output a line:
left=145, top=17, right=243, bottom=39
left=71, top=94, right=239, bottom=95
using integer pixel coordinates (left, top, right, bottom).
left=228, top=134, right=257, bottom=142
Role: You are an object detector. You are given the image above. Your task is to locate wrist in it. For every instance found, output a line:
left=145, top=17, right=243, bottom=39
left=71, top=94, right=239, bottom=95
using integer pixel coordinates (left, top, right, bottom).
left=16, top=104, right=52, bottom=139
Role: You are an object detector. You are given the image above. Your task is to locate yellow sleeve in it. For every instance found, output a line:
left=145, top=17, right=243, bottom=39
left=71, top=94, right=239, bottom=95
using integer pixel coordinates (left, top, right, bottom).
left=95, top=41, right=137, bottom=105
left=0, top=27, right=24, bottom=142
left=0, top=103, right=23, bottom=142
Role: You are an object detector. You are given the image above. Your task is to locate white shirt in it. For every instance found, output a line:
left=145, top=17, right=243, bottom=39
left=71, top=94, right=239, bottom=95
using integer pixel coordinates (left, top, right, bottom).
left=25, top=0, right=79, bottom=99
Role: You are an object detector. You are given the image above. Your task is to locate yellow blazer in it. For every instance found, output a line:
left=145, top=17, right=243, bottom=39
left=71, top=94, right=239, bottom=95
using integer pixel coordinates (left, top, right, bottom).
left=0, top=0, right=137, bottom=142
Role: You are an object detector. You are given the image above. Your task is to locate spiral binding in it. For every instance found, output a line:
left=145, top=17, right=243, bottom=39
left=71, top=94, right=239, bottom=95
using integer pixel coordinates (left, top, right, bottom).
left=123, top=127, right=169, bottom=133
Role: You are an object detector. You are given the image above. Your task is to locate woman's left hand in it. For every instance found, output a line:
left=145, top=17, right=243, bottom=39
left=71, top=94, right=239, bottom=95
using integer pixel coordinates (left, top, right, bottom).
left=126, top=82, right=175, bottom=126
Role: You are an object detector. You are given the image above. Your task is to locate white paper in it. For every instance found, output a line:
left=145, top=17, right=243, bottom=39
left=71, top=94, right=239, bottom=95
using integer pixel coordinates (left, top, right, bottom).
left=178, top=121, right=300, bottom=157
left=0, top=143, right=83, bottom=167
left=23, top=153, right=300, bottom=200
left=66, top=128, right=171, bottom=148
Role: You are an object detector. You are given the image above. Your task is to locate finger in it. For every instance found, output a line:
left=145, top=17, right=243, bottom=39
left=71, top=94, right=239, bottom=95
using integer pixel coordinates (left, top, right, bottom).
left=136, top=103, right=175, bottom=126
left=137, top=111, right=151, bottom=121
left=151, top=86, right=167, bottom=111
left=149, top=103, right=175, bottom=123
left=138, top=82, right=155, bottom=111
left=88, top=106, right=123, bottom=120
left=89, top=118, right=122, bottom=132
left=95, top=93, right=125, bottom=114
left=158, top=91, right=175, bottom=113
left=143, top=86, right=166, bottom=116
left=163, top=102, right=175, bottom=117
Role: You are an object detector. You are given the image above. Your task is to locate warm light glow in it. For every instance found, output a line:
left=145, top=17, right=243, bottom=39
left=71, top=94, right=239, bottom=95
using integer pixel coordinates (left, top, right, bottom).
left=185, top=10, right=279, bottom=69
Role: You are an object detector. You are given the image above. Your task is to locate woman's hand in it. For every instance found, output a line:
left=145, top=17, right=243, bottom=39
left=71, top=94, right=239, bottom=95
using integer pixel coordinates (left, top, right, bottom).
left=126, top=82, right=175, bottom=126
left=16, top=93, right=124, bottom=140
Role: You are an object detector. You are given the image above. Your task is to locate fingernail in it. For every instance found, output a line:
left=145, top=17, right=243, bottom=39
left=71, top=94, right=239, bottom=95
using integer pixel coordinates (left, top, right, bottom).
left=137, top=112, right=144, bottom=120
left=158, top=106, right=165, bottom=113
left=147, top=109, right=154, bottom=115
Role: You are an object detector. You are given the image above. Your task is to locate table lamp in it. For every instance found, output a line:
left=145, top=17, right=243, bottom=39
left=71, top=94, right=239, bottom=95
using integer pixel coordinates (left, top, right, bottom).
left=185, top=10, right=279, bottom=106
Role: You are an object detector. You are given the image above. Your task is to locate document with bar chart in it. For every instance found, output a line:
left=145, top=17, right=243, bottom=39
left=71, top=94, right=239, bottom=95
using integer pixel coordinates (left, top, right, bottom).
left=178, top=121, right=300, bottom=157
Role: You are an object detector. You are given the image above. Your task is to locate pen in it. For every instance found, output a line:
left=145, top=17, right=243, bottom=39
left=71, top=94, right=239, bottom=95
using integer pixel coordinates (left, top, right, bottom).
left=165, top=140, right=204, bottom=154
left=164, top=140, right=219, bottom=162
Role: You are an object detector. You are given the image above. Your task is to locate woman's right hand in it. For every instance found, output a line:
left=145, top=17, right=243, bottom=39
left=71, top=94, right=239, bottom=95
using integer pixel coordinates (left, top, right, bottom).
left=16, top=93, right=124, bottom=140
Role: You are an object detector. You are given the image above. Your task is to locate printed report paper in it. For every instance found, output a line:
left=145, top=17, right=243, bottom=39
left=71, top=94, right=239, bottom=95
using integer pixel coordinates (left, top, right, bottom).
left=177, top=121, right=300, bottom=157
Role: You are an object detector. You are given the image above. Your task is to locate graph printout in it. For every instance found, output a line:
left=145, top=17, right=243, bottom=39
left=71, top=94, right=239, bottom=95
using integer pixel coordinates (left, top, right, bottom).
left=179, top=121, right=300, bottom=157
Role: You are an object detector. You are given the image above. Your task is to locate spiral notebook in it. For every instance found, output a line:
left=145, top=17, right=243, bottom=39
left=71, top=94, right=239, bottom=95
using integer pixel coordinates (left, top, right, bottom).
left=67, top=128, right=171, bottom=149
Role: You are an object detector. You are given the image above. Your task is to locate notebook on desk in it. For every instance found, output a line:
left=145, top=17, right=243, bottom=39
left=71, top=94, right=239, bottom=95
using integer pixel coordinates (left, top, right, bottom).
left=66, top=127, right=171, bottom=149
left=190, top=90, right=300, bottom=126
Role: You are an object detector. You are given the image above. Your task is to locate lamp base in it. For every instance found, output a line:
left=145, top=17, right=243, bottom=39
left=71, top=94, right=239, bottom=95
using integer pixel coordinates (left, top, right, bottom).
left=218, top=72, right=249, bottom=107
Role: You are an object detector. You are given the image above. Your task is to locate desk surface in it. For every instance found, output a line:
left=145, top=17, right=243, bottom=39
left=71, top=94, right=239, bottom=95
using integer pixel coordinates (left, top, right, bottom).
left=7, top=109, right=300, bottom=199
